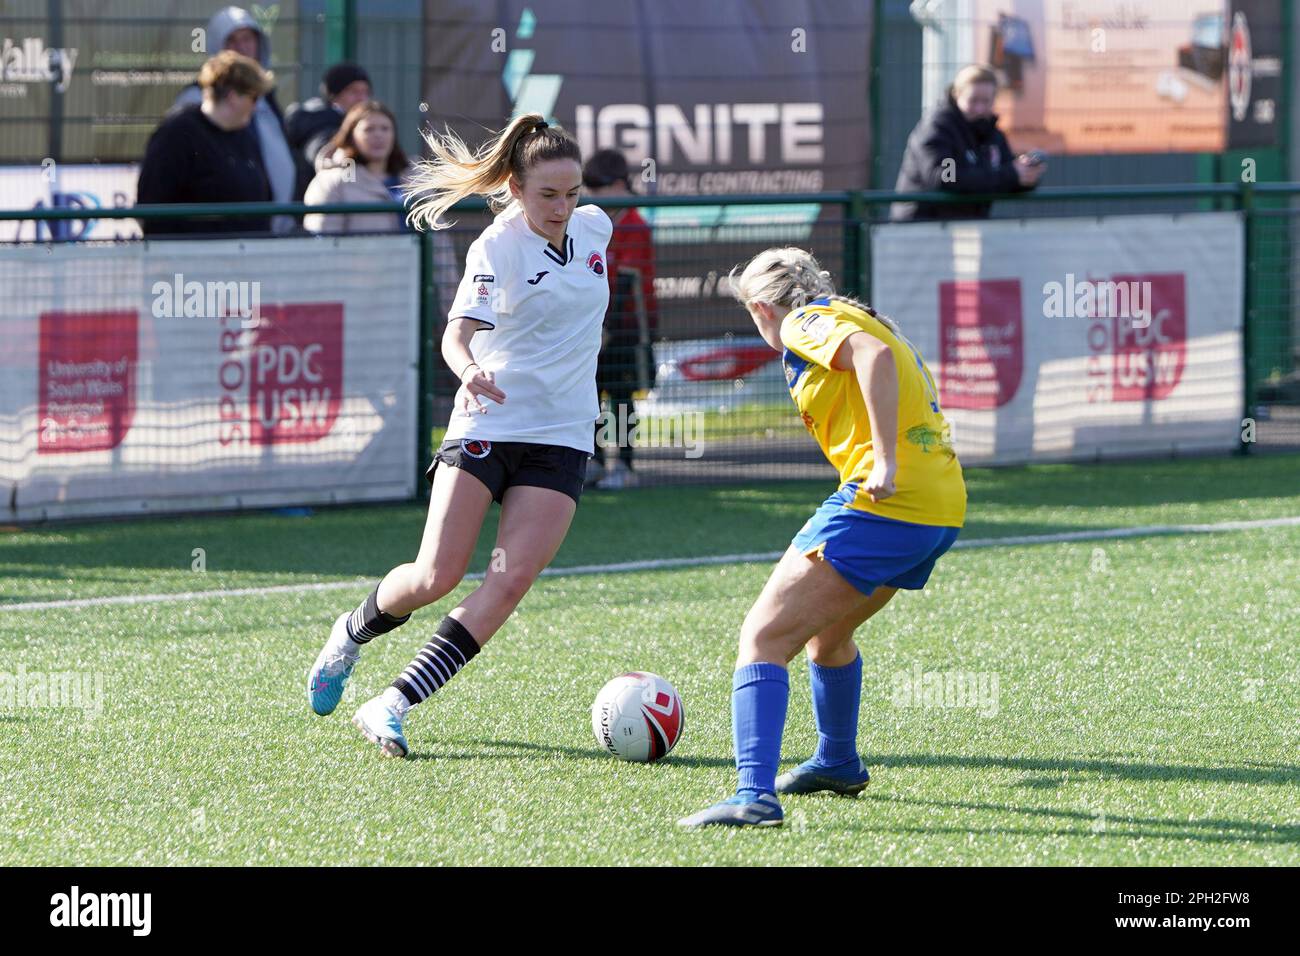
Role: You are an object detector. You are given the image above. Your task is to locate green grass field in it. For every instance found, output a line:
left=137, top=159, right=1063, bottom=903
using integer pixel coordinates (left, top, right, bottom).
left=1, top=454, right=1297, bottom=865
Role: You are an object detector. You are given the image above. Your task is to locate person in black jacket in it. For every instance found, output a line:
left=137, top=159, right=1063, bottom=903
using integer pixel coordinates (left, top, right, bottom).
left=891, top=64, right=1046, bottom=221
left=285, top=63, right=373, bottom=200
left=169, top=6, right=296, bottom=232
left=136, top=51, right=273, bottom=236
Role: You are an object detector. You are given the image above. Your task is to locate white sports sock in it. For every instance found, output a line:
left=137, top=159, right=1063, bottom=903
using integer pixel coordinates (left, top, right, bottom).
left=328, top=625, right=361, bottom=661
left=381, top=686, right=410, bottom=721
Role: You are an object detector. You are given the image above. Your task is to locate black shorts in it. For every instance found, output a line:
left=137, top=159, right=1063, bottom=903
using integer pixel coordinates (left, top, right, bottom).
left=427, top=439, right=589, bottom=504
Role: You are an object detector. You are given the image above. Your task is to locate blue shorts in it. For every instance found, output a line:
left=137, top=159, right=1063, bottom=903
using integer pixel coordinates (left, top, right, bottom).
left=791, top=486, right=961, bottom=596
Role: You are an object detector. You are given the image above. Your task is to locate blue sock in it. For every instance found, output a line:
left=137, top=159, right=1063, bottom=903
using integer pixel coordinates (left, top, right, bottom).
left=732, top=662, right=790, bottom=796
left=809, top=652, right=863, bottom=768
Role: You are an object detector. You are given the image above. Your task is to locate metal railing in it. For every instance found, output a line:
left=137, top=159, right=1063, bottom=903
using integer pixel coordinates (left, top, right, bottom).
left=3, top=181, right=1297, bottom=502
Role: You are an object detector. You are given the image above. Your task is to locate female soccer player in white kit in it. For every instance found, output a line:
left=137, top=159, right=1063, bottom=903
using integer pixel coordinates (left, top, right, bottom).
left=306, top=113, right=613, bottom=757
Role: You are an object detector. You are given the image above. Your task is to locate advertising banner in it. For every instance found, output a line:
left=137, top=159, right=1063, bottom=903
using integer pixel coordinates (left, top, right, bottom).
left=422, top=0, right=873, bottom=337
left=870, top=213, right=1244, bottom=464
left=967, top=0, right=1282, bottom=153
left=0, top=163, right=139, bottom=241
left=1, top=0, right=301, bottom=163
left=0, top=235, right=419, bottom=521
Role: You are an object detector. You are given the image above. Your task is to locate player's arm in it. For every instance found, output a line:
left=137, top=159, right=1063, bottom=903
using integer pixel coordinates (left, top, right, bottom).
left=831, top=332, right=898, bottom=502
left=443, top=318, right=505, bottom=413
left=443, top=231, right=509, bottom=413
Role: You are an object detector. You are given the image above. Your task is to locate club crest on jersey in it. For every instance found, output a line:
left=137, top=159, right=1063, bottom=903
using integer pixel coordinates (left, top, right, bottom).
left=461, top=438, right=492, bottom=459
left=586, top=251, right=605, bottom=276
left=473, top=274, right=494, bottom=304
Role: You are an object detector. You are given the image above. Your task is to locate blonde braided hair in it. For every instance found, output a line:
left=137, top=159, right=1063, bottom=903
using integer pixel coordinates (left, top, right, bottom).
left=727, top=247, right=899, bottom=333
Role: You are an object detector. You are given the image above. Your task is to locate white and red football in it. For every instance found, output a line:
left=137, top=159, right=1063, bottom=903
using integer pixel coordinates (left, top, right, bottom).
left=591, top=672, right=684, bottom=762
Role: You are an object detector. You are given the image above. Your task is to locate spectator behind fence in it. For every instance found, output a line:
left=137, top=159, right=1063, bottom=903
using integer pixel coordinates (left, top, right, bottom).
left=891, top=64, right=1046, bottom=221
left=171, top=5, right=296, bottom=231
left=136, top=51, right=273, bottom=236
left=285, top=63, right=373, bottom=200
left=303, top=101, right=411, bottom=234
left=582, top=149, right=660, bottom=489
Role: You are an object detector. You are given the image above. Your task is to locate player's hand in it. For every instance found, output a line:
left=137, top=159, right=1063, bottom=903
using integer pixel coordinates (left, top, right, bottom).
left=865, top=458, right=897, bottom=503
left=1014, top=156, right=1046, bottom=186
left=459, top=365, right=506, bottom=414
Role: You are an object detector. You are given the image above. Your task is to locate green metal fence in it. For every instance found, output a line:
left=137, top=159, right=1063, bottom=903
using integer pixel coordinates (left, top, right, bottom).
left=3, top=182, right=1297, bottom=506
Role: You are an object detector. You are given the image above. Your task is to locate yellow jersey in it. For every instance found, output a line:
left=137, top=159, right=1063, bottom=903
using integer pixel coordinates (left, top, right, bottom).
left=780, top=297, right=966, bottom=527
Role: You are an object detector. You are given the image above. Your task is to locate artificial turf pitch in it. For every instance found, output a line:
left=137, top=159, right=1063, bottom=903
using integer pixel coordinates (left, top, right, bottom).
left=1, top=455, right=1296, bottom=865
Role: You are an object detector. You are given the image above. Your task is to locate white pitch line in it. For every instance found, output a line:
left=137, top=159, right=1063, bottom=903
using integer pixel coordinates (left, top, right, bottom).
left=948, top=514, right=1300, bottom=548
left=3, top=514, right=1297, bottom=614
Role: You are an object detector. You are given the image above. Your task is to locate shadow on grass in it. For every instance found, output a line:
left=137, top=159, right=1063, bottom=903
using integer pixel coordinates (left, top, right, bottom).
left=868, top=752, right=1300, bottom=787
left=406, top=737, right=733, bottom=768
left=389, top=738, right=1300, bottom=847
left=851, top=792, right=1299, bottom=845
left=401, top=742, right=1300, bottom=788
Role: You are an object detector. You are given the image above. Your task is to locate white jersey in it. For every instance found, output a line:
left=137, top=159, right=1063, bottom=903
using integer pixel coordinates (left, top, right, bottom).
left=445, top=202, right=612, bottom=453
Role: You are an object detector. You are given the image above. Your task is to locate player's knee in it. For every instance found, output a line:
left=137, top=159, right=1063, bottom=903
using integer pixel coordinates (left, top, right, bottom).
left=483, top=568, right=535, bottom=608
left=414, top=565, right=463, bottom=602
left=739, top=613, right=792, bottom=657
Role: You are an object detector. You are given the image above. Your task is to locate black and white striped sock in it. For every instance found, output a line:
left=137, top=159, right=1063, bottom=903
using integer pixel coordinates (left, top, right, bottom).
left=345, top=584, right=410, bottom=647
left=391, top=615, right=480, bottom=709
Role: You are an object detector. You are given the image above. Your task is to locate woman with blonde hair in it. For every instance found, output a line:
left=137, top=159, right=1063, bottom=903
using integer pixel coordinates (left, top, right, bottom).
left=891, top=62, right=1045, bottom=221
left=680, top=248, right=966, bottom=827
left=305, top=113, right=612, bottom=759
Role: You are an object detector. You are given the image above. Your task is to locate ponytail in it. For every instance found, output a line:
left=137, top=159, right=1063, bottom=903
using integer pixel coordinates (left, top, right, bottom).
left=403, top=113, right=581, bottom=231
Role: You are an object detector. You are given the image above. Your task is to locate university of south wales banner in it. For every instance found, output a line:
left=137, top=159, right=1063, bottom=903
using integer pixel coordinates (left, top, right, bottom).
left=870, top=213, right=1244, bottom=465
left=0, top=235, right=420, bottom=521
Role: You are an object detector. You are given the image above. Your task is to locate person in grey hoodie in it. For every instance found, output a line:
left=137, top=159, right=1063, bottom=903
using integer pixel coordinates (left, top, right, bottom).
left=172, top=6, right=296, bottom=232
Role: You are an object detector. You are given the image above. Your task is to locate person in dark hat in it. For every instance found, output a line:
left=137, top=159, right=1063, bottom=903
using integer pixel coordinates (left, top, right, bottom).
left=284, top=63, right=374, bottom=200
left=582, top=149, right=660, bottom=489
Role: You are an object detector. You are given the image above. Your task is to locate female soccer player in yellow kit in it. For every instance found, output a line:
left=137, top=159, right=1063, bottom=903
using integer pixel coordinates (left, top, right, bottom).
left=680, top=248, right=966, bottom=828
